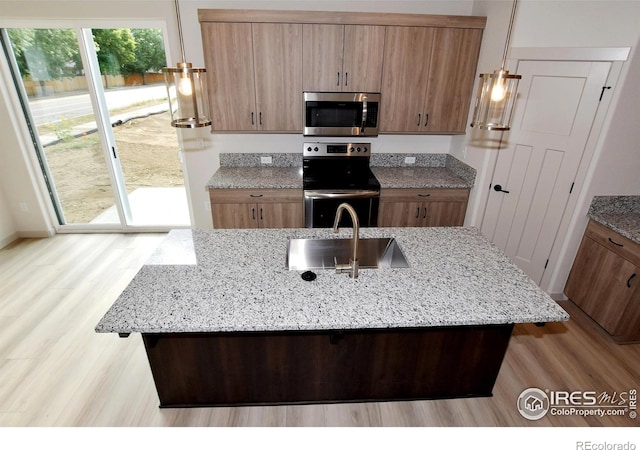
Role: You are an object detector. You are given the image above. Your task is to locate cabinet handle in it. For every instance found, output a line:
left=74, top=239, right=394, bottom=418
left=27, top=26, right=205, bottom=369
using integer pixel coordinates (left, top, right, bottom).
left=249, top=194, right=263, bottom=198
left=417, top=113, right=421, bottom=126
left=415, top=207, right=420, bottom=219
left=345, top=72, right=348, bottom=86
left=608, top=237, right=624, bottom=247
left=251, top=112, right=254, bottom=125
left=337, top=72, right=340, bottom=86
left=628, top=273, right=637, bottom=288
left=259, top=112, right=263, bottom=126
left=252, top=208, right=256, bottom=220
left=424, top=113, right=429, bottom=127
left=417, top=193, right=431, bottom=197
left=423, top=207, right=428, bottom=219
left=260, top=208, right=264, bottom=221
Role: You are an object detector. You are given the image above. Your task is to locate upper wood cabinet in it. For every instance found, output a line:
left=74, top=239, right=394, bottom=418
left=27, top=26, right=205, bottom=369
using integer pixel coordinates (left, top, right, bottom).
left=202, top=22, right=302, bottom=132
left=380, top=27, right=482, bottom=134
left=302, top=24, right=386, bottom=92
left=199, top=10, right=485, bottom=135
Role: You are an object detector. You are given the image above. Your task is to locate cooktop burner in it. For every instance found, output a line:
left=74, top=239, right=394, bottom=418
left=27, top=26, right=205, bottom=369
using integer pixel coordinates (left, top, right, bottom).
left=302, top=143, right=380, bottom=191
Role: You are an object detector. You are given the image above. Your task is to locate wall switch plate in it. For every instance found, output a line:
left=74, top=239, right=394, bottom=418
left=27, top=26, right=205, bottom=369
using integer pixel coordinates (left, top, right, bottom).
left=404, top=156, right=416, bottom=164
left=261, top=156, right=273, bottom=165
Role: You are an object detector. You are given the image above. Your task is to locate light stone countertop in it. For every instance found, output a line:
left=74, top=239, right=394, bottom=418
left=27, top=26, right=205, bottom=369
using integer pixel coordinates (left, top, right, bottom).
left=95, top=227, right=569, bottom=334
left=588, top=195, right=640, bottom=245
left=206, top=166, right=471, bottom=190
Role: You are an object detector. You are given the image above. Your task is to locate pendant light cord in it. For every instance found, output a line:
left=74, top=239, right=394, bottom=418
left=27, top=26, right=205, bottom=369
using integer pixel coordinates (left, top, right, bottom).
left=500, top=0, right=518, bottom=70
left=174, top=0, right=187, bottom=63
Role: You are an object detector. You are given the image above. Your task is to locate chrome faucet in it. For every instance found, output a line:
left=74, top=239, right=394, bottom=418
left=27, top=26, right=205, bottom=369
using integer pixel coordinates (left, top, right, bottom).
left=333, top=202, right=360, bottom=278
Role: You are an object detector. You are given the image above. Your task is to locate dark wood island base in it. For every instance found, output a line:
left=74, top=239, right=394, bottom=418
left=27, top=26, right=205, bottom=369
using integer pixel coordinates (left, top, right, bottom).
left=142, top=324, right=514, bottom=407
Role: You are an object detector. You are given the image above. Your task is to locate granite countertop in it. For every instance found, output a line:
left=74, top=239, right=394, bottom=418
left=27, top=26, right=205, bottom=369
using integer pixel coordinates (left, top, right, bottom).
left=95, top=227, right=568, bottom=334
left=588, top=195, right=640, bottom=245
left=206, top=152, right=475, bottom=190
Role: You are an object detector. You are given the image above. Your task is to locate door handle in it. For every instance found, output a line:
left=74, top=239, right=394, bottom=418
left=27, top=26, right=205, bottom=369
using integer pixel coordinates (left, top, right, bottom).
left=494, top=184, right=510, bottom=194
left=251, top=112, right=254, bottom=125
left=628, top=273, right=637, bottom=288
left=415, top=207, right=420, bottom=219
left=337, top=72, right=340, bottom=86
left=423, top=207, right=428, bottom=219
left=417, top=113, right=421, bottom=126
left=608, top=237, right=624, bottom=247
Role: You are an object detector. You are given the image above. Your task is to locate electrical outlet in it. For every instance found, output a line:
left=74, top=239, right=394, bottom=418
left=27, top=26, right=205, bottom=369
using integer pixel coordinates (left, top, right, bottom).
left=261, top=156, right=273, bottom=165
left=404, top=156, right=416, bottom=164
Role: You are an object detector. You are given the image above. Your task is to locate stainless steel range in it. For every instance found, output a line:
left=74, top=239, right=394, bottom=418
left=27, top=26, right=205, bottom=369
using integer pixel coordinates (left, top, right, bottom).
left=302, top=142, right=380, bottom=228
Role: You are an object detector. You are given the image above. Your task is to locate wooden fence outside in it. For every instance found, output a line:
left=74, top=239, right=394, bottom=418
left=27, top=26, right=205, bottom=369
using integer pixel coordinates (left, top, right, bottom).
left=23, top=73, right=165, bottom=97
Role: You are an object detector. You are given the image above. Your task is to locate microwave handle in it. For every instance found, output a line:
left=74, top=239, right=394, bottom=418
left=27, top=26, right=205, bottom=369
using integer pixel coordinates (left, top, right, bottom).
left=361, top=97, right=368, bottom=134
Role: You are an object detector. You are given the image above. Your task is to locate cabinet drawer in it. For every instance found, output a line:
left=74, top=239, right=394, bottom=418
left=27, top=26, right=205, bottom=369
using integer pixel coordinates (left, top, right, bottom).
left=209, top=189, right=303, bottom=204
left=585, top=220, right=640, bottom=267
left=380, top=188, right=469, bottom=203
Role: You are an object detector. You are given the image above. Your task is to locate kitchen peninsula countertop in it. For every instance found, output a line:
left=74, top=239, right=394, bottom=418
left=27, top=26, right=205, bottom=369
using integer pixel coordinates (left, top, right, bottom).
left=205, top=153, right=475, bottom=190
left=588, top=195, right=640, bottom=244
left=95, top=227, right=568, bottom=334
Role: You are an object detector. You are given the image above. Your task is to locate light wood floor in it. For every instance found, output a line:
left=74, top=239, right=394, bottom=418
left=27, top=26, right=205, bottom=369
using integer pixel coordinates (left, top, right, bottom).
left=1, top=233, right=639, bottom=428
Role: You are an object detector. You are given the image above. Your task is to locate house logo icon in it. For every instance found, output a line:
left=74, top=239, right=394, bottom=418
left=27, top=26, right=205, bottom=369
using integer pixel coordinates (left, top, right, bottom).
left=517, top=388, right=550, bottom=420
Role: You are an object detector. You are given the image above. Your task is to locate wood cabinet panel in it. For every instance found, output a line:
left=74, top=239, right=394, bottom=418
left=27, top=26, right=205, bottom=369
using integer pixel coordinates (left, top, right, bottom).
left=209, top=189, right=303, bottom=229
left=253, top=23, right=303, bottom=131
left=584, top=220, right=640, bottom=267
left=378, top=189, right=469, bottom=227
left=380, top=26, right=433, bottom=133
left=565, top=220, right=640, bottom=343
left=342, top=25, right=386, bottom=92
left=303, top=24, right=385, bottom=92
left=302, top=24, right=344, bottom=91
left=425, top=28, right=483, bottom=133
left=202, top=23, right=256, bottom=131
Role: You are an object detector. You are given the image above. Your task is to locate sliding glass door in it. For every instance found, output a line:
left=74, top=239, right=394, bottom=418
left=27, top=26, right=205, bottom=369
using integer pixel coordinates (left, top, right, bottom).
left=2, top=25, right=190, bottom=230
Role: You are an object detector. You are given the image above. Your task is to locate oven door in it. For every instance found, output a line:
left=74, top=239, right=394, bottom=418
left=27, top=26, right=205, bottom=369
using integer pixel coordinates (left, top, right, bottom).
left=304, top=190, right=380, bottom=228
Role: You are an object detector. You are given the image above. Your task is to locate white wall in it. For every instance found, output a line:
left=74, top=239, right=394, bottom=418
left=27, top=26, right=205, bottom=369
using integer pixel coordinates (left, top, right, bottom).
left=0, top=185, right=17, bottom=248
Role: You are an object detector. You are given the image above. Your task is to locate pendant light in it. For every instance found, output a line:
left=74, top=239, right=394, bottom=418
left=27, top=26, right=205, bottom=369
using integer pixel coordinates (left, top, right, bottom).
left=163, top=0, right=211, bottom=128
left=470, top=0, right=521, bottom=131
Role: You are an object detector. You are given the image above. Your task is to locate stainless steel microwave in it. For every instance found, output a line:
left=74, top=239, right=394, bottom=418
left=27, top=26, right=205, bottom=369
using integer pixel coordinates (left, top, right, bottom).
left=303, top=92, right=380, bottom=137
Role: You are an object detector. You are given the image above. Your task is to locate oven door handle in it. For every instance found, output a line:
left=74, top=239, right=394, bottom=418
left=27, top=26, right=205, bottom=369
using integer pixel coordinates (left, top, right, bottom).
left=304, top=190, right=380, bottom=199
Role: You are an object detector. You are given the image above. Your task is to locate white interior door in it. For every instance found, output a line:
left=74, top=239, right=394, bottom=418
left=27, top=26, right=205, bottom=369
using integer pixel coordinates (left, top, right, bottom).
left=481, top=60, right=611, bottom=284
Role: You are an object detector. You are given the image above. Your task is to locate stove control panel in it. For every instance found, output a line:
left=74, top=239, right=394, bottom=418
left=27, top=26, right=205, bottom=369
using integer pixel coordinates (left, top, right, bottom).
left=303, top=142, right=371, bottom=157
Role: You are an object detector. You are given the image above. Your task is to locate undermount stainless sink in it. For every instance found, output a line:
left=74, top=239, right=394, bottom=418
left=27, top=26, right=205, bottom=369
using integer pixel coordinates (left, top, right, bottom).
left=286, top=237, right=409, bottom=271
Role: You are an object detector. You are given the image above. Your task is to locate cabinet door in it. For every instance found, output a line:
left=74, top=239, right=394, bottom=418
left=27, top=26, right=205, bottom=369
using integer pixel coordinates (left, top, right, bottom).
left=565, top=237, right=638, bottom=335
left=202, top=23, right=256, bottom=131
left=253, top=23, right=303, bottom=131
left=258, top=202, right=304, bottom=228
left=302, top=24, right=344, bottom=91
left=378, top=201, right=424, bottom=227
left=425, top=28, right=482, bottom=133
left=424, top=201, right=468, bottom=227
left=342, top=25, right=386, bottom=92
left=380, top=27, right=434, bottom=132
left=211, top=203, right=259, bottom=229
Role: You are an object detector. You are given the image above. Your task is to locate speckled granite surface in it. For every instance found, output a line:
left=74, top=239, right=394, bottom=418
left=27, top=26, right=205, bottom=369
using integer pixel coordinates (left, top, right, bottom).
left=95, top=227, right=568, bottom=334
left=588, top=195, right=640, bottom=244
left=207, top=153, right=474, bottom=189
left=206, top=167, right=303, bottom=189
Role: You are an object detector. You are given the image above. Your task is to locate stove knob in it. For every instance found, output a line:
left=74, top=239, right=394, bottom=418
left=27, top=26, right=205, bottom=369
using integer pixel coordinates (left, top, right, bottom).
left=314, top=146, right=319, bottom=152
left=363, top=147, right=368, bottom=152
left=349, top=147, right=355, bottom=152
left=307, top=146, right=312, bottom=152
left=356, top=147, right=361, bottom=152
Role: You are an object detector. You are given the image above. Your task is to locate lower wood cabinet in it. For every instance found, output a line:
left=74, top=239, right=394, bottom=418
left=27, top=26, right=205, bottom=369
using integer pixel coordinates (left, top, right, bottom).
left=209, top=189, right=303, bottom=229
left=564, top=220, right=640, bottom=343
left=378, top=188, right=469, bottom=227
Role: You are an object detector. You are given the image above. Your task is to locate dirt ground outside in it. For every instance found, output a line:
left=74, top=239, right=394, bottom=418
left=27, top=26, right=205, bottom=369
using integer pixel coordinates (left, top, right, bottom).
left=43, top=111, right=184, bottom=224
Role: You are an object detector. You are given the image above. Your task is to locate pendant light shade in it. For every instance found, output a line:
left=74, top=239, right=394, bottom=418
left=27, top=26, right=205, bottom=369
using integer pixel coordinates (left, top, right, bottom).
left=163, top=0, right=211, bottom=128
left=471, top=0, right=521, bottom=131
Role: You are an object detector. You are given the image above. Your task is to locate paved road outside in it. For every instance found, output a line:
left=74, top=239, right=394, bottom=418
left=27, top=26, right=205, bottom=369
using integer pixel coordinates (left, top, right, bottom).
left=28, top=84, right=168, bottom=126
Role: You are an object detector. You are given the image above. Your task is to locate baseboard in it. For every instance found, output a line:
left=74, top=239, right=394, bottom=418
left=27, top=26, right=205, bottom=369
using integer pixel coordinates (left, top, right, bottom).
left=0, top=232, right=19, bottom=249
left=18, top=230, right=55, bottom=239
left=549, top=292, right=569, bottom=302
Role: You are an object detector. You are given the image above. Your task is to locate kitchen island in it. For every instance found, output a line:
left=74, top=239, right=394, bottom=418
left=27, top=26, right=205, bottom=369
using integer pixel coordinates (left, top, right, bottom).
left=96, top=227, right=568, bottom=407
